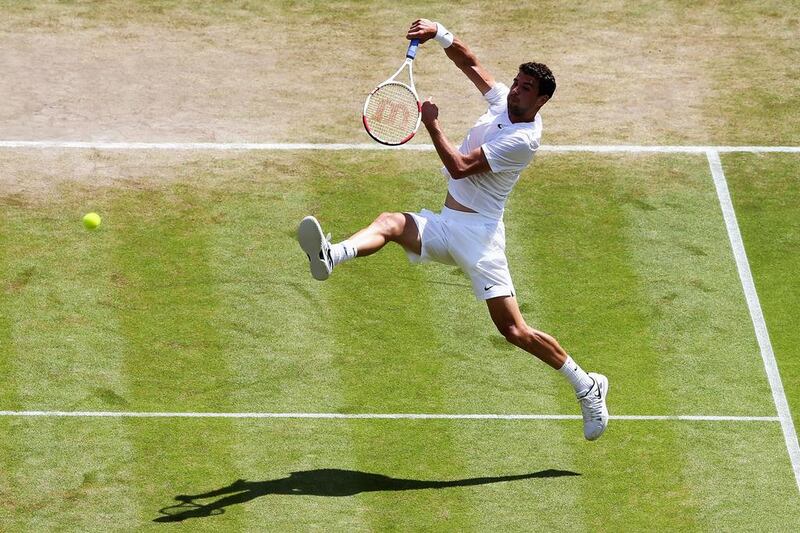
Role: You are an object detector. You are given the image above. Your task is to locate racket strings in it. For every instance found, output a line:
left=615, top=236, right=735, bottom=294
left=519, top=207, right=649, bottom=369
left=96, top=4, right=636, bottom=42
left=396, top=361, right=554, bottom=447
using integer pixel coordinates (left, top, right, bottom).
left=364, top=82, right=420, bottom=145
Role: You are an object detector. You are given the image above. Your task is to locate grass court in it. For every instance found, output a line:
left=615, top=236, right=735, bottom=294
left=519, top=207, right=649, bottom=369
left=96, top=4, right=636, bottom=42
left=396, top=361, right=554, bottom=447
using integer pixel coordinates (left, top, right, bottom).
left=1, top=1, right=799, bottom=531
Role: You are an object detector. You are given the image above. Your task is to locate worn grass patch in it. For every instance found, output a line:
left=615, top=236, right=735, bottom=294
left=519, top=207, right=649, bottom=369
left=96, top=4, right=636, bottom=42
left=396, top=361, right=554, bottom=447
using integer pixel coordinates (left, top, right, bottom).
left=0, top=1, right=797, bottom=144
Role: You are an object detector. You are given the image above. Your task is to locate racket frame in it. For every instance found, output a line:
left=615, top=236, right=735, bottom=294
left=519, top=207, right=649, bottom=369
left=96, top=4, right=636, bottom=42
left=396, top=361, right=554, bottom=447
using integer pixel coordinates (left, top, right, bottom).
left=362, top=39, right=422, bottom=146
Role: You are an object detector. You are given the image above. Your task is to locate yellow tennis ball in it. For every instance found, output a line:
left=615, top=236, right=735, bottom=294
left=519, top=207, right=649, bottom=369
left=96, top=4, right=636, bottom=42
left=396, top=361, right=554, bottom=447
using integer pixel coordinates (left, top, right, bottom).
left=83, top=212, right=101, bottom=230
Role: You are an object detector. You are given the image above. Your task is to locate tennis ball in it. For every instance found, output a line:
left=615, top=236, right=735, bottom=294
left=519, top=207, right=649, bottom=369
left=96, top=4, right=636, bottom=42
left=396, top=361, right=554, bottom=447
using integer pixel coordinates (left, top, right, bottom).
left=83, top=212, right=101, bottom=230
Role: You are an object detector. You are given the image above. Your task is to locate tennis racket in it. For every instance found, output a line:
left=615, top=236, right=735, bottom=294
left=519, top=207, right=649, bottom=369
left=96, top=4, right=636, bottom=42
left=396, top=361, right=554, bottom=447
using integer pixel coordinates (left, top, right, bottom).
left=362, top=39, right=421, bottom=146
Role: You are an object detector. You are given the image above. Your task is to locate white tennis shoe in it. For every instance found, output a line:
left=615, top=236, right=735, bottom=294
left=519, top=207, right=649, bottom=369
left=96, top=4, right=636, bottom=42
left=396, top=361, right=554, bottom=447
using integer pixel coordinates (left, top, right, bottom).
left=578, top=373, right=609, bottom=441
left=298, top=216, right=333, bottom=281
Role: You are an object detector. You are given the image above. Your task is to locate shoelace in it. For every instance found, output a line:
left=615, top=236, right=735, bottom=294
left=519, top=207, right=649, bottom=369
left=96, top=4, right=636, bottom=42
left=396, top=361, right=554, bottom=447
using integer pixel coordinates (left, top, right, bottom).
left=321, top=233, right=333, bottom=266
left=578, top=381, right=604, bottom=421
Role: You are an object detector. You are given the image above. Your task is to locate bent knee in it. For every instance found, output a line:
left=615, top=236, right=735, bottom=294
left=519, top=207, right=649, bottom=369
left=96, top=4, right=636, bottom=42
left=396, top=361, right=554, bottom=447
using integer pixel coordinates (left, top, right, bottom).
left=374, top=212, right=406, bottom=238
left=498, top=323, right=528, bottom=345
left=499, top=324, right=555, bottom=349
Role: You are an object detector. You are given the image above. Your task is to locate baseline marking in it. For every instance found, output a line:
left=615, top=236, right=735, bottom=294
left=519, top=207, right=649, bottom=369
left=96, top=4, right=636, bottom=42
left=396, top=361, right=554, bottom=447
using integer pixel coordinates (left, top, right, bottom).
left=707, top=149, right=800, bottom=494
left=0, top=410, right=780, bottom=421
left=1, top=140, right=800, bottom=153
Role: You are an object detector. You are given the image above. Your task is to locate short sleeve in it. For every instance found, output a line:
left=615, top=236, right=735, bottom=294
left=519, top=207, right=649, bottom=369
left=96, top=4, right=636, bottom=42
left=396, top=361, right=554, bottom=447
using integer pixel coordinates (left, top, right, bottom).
left=482, top=132, right=535, bottom=173
left=483, top=83, right=509, bottom=109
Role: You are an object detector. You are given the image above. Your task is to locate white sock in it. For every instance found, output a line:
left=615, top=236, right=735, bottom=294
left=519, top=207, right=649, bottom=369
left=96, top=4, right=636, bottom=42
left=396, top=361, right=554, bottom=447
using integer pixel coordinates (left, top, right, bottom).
left=558, top=355, right=594, bottom=395
left=329, top=240, right=358, bottom=267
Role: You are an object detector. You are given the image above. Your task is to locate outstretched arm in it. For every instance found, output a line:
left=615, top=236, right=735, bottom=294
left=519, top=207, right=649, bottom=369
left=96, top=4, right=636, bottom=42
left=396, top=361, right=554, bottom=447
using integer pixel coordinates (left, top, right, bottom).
left=406, top=19, right=496, bottom=95
left=407, top=19, right=492, bottom=178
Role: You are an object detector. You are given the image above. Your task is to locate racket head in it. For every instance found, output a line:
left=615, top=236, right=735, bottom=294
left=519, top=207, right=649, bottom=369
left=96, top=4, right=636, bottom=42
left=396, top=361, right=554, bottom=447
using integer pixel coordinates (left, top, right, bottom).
left=362, top=81, right=421, bottom=146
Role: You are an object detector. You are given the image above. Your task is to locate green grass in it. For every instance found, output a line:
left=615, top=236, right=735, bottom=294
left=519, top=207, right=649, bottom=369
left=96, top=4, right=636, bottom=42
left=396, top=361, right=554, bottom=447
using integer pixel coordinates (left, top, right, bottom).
left=1, top=1, right=799, bottom=529
left=1, top=151, right=799, bottom=530
left=723, top=153, right=800, bottom=432
left=0, top=417, right=797, bottom=530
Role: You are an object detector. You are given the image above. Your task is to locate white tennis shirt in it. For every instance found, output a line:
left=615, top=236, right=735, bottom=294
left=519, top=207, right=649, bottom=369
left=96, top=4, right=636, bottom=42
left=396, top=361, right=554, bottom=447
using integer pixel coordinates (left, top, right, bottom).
left=443, top=82, right=542, bottom=220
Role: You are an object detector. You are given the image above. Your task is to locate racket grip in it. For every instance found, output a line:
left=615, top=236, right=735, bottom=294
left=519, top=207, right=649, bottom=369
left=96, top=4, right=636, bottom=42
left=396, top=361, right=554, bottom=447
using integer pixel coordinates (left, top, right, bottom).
left=406, top=39, right=420, bottom=60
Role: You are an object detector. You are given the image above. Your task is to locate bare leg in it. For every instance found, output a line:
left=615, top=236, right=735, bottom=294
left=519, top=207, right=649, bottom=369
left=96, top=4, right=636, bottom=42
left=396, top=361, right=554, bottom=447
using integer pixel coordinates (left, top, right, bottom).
left=347, top=212, right=421, bottom=257
left=486, top=295, right=568, bottom=369
left=487, top=295, right=610, bottom=440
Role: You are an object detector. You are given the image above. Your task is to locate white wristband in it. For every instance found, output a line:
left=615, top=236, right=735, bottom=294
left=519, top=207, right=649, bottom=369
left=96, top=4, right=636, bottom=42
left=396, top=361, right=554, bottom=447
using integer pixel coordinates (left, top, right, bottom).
left=433, top=22, right=454, bottom=48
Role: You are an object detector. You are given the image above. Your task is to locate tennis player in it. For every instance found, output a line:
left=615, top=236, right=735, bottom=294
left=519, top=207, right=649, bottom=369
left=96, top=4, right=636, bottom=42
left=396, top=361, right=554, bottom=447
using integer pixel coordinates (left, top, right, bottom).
left=298, top=19, right=609, bottom=440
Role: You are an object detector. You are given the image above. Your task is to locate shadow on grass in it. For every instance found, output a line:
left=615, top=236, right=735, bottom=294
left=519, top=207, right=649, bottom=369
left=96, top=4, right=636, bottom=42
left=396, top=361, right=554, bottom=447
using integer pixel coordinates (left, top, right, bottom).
left=154, top=468, right=579, bottom=522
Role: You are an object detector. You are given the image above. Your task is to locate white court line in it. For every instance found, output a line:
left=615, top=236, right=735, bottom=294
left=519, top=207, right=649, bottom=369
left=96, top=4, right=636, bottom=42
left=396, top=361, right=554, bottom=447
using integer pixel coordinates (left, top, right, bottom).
left=707, top=149, right=800, bottom=494
left=0, top=410, right=780, bottom=421
left=1, top=141, right=797, bottom=490
left=0, top=140, right=800, bottom=153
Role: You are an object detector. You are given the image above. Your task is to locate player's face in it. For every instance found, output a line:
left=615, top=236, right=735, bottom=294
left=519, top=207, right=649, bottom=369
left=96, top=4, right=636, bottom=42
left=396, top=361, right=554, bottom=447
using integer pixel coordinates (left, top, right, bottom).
left=508, top=72, right=549, bottom=119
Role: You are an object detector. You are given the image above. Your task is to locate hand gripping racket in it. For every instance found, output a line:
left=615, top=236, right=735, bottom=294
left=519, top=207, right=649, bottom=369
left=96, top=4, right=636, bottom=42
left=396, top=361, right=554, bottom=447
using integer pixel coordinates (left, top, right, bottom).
left=362, top=39, right=421, bottom=146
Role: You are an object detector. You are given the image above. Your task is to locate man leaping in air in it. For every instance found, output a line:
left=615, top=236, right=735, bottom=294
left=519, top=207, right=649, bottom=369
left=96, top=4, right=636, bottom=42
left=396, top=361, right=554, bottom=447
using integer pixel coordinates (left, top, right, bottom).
left=298, top=19, right=609, bottom=440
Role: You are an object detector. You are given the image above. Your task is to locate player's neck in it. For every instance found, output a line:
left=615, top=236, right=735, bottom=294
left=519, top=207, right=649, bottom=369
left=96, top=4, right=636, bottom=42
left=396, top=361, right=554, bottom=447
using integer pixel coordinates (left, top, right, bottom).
left=507, top=108, right=538, bottom=124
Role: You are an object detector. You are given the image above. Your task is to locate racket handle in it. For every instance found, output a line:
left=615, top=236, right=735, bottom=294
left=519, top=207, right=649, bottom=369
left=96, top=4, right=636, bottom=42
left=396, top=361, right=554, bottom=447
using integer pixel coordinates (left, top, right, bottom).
left=406, top=39, right=420, bottom=60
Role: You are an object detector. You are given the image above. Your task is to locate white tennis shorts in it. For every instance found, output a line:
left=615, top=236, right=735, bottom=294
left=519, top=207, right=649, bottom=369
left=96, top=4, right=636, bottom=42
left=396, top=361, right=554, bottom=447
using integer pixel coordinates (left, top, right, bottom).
left=405, top=206, right=515, bottom=300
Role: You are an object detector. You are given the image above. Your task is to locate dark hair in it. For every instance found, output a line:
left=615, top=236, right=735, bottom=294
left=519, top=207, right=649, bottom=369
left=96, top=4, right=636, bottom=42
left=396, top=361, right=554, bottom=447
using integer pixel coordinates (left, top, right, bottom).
left=519, top=62, right=556, bottom=98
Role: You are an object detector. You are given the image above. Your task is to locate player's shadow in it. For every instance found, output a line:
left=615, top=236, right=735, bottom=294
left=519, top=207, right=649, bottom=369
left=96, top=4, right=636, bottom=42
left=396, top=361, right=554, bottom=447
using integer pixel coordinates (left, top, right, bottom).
left=154, top=468, right=579, bottom=522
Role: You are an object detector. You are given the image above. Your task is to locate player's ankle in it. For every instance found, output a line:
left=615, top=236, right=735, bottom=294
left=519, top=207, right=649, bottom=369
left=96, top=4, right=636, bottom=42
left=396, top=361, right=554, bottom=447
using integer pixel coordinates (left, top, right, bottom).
left=330, top=240, right=358, bottom=267
left=558, top=355, right=594, bottom=394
